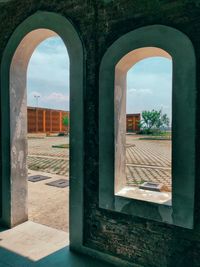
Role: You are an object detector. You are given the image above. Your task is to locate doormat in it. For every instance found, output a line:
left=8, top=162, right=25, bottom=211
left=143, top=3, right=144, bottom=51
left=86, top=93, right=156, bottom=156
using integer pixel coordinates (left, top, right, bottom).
left=46, top=179, right=69, bottom=188
left=28, top=175, right=51, bottom=182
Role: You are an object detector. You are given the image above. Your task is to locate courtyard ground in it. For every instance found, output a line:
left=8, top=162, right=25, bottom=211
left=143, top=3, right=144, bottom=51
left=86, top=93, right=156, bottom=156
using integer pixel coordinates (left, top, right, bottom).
left=28, top=170, right=69, bottom=232
left=27, top=134, right=171, bottom=231
left=28, top=136, right=69, bottom=232
left=126, top=134, right=171, bottom=191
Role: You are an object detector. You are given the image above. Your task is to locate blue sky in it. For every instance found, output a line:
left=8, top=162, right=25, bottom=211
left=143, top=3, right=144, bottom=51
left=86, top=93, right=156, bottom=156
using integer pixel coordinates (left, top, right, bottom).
left=27, top=37, right=69, bottom=110
left=127, top=56, right=172, bottom=121
left=27, top=37, right=172, bottom=120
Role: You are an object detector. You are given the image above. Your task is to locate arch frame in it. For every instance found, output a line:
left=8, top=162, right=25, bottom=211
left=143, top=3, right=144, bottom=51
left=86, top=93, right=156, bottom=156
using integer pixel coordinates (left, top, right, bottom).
left=99, top=25, right=196, bottom=229
left=114, top=47, right=172, bottom=195
left=0, top=11, right=84, bottom=249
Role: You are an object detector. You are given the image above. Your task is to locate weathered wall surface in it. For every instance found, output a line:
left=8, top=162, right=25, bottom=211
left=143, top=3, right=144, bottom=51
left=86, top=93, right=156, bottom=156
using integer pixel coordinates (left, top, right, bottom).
left=85, top=2, right=200, bottom=267
left=1, top=1, right=200, bottom=266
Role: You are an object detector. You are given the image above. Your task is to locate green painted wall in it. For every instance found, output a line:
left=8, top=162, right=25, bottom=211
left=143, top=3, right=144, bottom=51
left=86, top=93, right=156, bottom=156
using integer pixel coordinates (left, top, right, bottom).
left=0, top=1, right=200, bottom=266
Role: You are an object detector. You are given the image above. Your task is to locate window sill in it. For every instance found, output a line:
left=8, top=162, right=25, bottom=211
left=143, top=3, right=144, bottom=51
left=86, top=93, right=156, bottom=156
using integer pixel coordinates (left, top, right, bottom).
left=115, top=186, right=172, bottom=206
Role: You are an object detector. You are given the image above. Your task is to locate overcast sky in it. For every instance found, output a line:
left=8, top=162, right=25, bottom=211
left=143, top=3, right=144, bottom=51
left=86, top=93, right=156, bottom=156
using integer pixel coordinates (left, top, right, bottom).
left=27, top=37, right=172, bottom=120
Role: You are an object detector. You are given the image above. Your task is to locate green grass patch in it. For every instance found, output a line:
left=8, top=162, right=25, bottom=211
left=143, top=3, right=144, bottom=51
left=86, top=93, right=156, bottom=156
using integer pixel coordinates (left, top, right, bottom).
left=139, top=136, right=171, bottom=140
left=139, top=131, right=171, bottom=140
left=52, top=144, right=69, bottom=149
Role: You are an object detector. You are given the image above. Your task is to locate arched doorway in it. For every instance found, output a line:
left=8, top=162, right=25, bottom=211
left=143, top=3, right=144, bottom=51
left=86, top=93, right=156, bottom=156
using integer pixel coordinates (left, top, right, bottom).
left=0, top=12, right=84, bottom=249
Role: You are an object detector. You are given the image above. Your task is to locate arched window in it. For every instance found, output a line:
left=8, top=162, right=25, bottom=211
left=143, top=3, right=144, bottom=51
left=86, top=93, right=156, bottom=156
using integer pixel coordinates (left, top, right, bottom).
left=99, top=25, right=196, bottom=229
left=115, top=48, right=172, bottom=205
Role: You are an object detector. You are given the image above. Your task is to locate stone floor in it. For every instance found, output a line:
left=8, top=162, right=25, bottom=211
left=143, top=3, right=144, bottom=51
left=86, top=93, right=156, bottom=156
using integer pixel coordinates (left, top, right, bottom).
left=27, top=135, right=172, bottom=231
left=126, top=135, right=171, bottom=191
left=28, top=135, right=171, bottom=191
left=12, top=134, right=173, bottom=267
left=0, top=221, right=113, bottom=267
left=28, top=170, right=69, bottom=232
left=28, top=136, right=69, bottom=176
left=0, top=136, right=113, bottom=266
left=22, top=134, right=172, bottom=265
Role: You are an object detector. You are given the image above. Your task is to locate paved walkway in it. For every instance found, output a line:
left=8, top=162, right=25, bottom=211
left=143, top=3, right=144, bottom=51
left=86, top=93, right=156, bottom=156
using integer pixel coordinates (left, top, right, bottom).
left=28, top=137, right=69, bottom=176
left=28, top=170, right=69, bottom=232
left=27, top=135, right=171, bottom=232
left=126, top=135, right=171, bottom=191
left=28, top=135, right=171, bottom=192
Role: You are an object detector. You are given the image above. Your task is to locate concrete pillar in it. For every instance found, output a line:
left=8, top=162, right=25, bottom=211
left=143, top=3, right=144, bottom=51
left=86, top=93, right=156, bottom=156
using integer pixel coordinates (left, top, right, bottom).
left=9, top=29, right=56, bottom=227
left=43, top=110, right=46, bottom=133
left=50, top=110, right=52, bottom=133
left=115, top=68, right=127, bottom=193
left=59, top=111, right=62, bottom=132
left=35, top=109, right=38, bottom=133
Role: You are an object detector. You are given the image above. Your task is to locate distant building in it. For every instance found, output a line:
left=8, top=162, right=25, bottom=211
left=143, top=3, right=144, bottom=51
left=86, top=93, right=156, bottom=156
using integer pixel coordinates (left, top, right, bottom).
left=126, top=113, right=140, bottom=132
left=27, top=107, right=69, bottom=133
left=28, top=107, right=140, bottom=134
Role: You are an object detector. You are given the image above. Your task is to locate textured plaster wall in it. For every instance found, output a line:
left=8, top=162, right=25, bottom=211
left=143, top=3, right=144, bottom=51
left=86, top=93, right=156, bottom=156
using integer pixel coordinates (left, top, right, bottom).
left=10, top=29, right=56, bottom=226
left=0, top=1, right=200, bottom=266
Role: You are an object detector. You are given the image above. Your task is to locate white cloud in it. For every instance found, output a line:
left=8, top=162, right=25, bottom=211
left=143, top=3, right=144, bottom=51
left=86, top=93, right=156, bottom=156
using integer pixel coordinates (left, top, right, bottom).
left=45, top=92, right=69, bottom=102
left=27, top=37, right=70, bottom=110
left=128, top=88, right=152, bottom=95
left=126, top=58, right=172, bottom=121
left=28, top=91, right=69, bottom=105
left=27, top=91, right=69, bottom=110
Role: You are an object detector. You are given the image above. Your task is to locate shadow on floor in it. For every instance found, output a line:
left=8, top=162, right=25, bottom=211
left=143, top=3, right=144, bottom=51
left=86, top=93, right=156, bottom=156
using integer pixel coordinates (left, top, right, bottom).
left=0, top=222, right=113, bottom=267
left=0, top=246, right=114, bottom=267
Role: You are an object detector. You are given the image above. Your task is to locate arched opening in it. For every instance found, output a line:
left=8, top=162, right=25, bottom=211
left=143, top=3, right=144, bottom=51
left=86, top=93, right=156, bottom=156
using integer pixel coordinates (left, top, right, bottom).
left=0, top=12, right=84, bottom=249
left=24, top=33, right=70, bottom=231
left=99, top=25, right=196, bottom=229
left=10, top=29, right=70, bottom=229
left=115, top=47, right=172, bottom=204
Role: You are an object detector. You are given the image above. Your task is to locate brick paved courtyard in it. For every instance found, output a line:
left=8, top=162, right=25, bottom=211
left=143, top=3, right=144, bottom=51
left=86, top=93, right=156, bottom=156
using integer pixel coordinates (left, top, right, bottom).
left=126, top=135, right=171, bottom=191
left=28, top=134, right=171, bottom=192
left=28, top=136, right=69, bottom=176
left=27, top=134, right=171, bottom=232
left=28, top=137, right=70, bottom=232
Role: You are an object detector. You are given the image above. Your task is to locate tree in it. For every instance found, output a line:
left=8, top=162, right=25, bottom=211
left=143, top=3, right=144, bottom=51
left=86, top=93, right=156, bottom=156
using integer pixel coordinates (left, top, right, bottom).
left=139, top=109, right=169, bottom=134
left=62, top=115, right=69, bottom=135
left=156, top=113, right=170, bottom=131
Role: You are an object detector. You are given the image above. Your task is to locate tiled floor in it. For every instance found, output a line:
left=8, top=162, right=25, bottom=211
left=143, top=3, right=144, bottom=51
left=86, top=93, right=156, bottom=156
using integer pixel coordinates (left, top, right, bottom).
left=0, top=221, right=113, bottom=267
